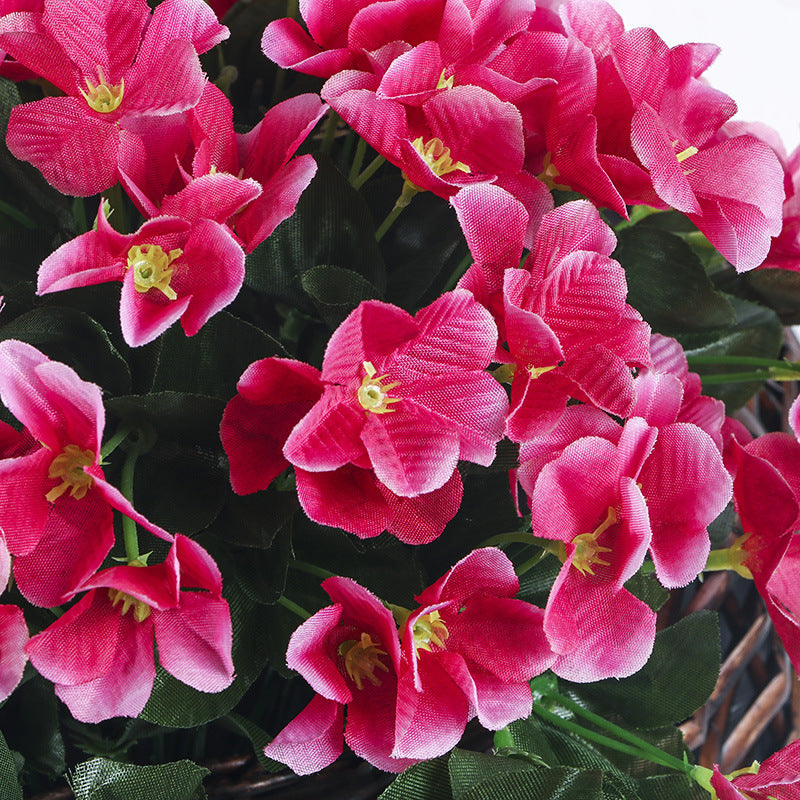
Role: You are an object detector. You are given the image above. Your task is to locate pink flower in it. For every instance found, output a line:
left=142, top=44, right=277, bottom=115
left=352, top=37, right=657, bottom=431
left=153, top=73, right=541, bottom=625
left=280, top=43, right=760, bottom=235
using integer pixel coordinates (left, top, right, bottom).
left=0, top=340, right=171, bottom=607
left=263, top=0, right=552, bottom=224
left=37, top=198, right=248, bottom=346
left=263, top=548, right=553, bottom=774
left=282, top=290, right=508, bottom=498
left=0, top=604, right=27, bottom=704
left=727, top=433, right=800, bottom=672
left=122, top=84, right=325, bottom=253
left=25, top=535, right=234, bottom=723
left=455, top=194, right=651, bottom=440
left=554, top=1, right=784, bottom=270
left=526, top=417, right=658, bottom=681
left=0, top=529, right=28, bottom=704
left=220, top=292, right=507, bottom=544
left=700, top=738, right=800, bottom=799
left=0, top=0, right=228, bottom=195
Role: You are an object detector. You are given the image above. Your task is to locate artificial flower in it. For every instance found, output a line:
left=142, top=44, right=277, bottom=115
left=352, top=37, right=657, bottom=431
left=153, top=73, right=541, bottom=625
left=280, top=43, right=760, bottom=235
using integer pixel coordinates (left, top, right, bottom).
left=25, top=535, right=234, bottom=723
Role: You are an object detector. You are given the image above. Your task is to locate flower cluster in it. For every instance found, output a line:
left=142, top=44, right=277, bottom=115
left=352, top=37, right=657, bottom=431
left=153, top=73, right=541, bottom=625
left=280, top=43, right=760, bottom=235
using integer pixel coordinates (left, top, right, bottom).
left=2, top=0, right=800, bottom=795
left=263, top=549, right=554, bottom=773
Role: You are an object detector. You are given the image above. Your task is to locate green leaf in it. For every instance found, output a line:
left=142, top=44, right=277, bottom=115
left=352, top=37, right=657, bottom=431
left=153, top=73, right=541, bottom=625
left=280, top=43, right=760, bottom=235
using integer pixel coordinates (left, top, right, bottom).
left=245, top=155, right=386, bottom=305
left=150, top=311, right=286, bottom=399
left=680, top=295, right=783, bottom=410
left=0, top=306, right=131, bottom=395
left=457, top=766, right=602, bottom=800
left=140, top=573, right=272, bottom=727
left=568, top=611, right=720, bottom=728
left=636, top=774, right=706, bottom=800
left=0, top=677, right=64, bottom=779
left=448, top=749, right=540, bottom=798
left=379, top=756, right=453, bottom=800
left=737, top=268, right=800, bottom=325
left=369, top=184, right=471, bottom=311
left=213, top=487, right=298, bottom=550
left=614, top=227, right=734, bottom=337
left=69, top=758, right=208, bottom=800
left=231, top=523, right=292, bottom=605
left=0, top=731, right=22, bottom=800
left=105, top=392, right=227, bottom=535
left=301, top=264, right=381, bottom=328
left=221, top=713, right=285, bottom=772
left=624, top=571, right=670, bottom=612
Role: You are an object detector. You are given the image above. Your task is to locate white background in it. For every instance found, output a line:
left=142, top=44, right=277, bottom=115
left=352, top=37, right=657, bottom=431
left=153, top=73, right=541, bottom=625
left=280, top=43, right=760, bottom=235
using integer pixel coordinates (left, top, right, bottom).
left=609, top=0, right=800, bottom=152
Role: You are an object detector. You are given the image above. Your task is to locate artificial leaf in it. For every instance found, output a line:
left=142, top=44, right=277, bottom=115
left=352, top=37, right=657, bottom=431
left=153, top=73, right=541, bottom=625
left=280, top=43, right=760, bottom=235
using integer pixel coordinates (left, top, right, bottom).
left=69, top=757, right=208, bottom=800
left=567, top=611, right=720, bottom=728
left=614, top=227, right=734, bottom=337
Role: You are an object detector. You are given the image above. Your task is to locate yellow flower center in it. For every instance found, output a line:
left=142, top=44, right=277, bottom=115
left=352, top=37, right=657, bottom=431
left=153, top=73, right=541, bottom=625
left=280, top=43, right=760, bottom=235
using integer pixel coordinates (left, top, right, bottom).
left=357, top=361, right=401, bottom=414
left=126, top=244, right=183, bottom=300
left=527, top=363, right=558, bottom=380
left=436, top=69, right=454, bottom=90
left=411, top=137, right=471, bottom=178
left=80, top=66, right=124, bottom=113
left=537, top=152, right=570, bottom=191
left=338, top=632, right=390, bottom=690
left=571, top=506, right=617, bottom=577
left=46, top=444, right=95, bottom=503
left=108, top=588, right=152, bottom=623
left=409, top=610, right=449, bottom=654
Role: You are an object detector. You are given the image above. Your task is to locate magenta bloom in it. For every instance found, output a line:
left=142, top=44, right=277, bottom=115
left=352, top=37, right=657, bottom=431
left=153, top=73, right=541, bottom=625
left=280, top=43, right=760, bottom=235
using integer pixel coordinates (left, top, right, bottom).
left=552, top=1, right=784, bottom=270
left=0, top=340, right=171, bottom=607
left=263, top=548, right=553, bottom=774
left=455, top=194, right=651, bottom=440
left=705, top=738, right=800, bottom=799
left=263, top=0, right=552, bottom=223
left=728, top=433, right=800, bottom=672
left=26, top=535, right=234, bottom=723
left=37, top=199, right=247, bottom=346
left=122, top=84, right=326, bottom=254
left=283, top=291, right=508, bottom=498
left=0, top=0, right=228, bottom=195
left=527, top=418, right=658, bottom=681
left=0, top=530, right=28, bottom=705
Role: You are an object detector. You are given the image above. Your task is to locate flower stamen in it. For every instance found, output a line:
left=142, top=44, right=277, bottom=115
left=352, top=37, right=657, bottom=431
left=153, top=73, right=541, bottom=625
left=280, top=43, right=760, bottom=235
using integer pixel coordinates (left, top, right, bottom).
left=108, top=588, right=152, bottom=623
left=126, top=244, right=182, bottom=300
left=410, top=610, right=449, bottom=654
left=80, top=66, right=124, bottom=113
left=338, top=632, right=390, bottom=690
left=46, top=444, right=95, bottom=502
left=411, top=137, right=471, bottom=178
left=571, top=506, right=617, bottom=576
left=357, top=361, right=401, bottom=414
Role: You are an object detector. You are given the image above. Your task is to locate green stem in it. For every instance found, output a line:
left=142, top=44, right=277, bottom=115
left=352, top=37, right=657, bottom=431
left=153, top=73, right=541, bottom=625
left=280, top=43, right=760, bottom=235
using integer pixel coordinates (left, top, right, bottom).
left=277, top=595, right=312, bottom=621
left=0, top=198, right=36, bottom=229
left=375, top=203, right=405, bottom=242
left=515, top=552, right=546, bottom=577
left=549, top=692, right=690, bottom=774
left=352, top=154, right=386, bottom=190
left=442, top=251, right=474, bottom=293
left=375, top=181, right=419, bottom=241
left=120, top=440, right=140, bottom=563
left=478, top=532, right=563, bottom=558
left=349, top=137, right=368, bottom=184
left=72, top=197, right=88, bottom=234
left=698, top=370, right=773, bottom=385
left=687, top=354, right=799, bottom=369
left=290, top=560, right=336, bottom=581
left=320, top=109, right=340, bottom=156
left=100, top=424, right=133, bottom=459
left=532, top=704, right=688, bottom=774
